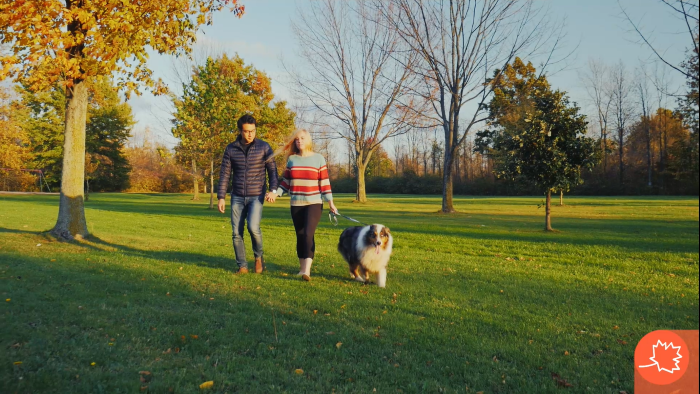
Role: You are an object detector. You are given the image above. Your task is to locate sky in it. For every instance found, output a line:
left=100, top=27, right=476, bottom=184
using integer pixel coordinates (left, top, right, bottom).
left=127, top=0, right=692, bottom=149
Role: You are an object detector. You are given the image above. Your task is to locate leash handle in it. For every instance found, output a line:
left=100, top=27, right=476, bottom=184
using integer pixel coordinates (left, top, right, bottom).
left=329, top=212, right=339, bottom=226
left=329, top=211, right=368, bottom=226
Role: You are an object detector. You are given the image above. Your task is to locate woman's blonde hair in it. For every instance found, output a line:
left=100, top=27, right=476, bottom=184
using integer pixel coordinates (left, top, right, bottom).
left=274, top=129, right=314, bottom=163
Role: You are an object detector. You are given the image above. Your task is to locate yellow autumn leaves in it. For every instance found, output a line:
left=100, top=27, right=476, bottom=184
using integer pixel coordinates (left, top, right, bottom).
left=0, top=1, right=245, bottom=97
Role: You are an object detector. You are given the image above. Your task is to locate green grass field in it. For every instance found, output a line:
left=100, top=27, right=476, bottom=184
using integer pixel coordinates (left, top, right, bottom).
left=1, top=193, right=698, bottom=393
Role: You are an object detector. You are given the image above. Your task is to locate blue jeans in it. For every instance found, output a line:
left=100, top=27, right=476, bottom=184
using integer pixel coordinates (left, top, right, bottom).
left=230, top=195, right=264, bottom=269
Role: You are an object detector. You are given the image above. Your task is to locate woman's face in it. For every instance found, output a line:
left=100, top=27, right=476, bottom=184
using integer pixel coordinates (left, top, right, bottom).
left=295, top=133, right=308, bottom=152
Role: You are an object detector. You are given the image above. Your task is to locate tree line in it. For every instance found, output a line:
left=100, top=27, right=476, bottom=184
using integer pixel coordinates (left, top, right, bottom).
left=1, top=0, right=697, bottom=239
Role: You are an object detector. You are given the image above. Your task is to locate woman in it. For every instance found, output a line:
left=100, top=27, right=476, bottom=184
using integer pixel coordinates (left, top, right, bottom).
left=267, top=130, right=338, bottom=281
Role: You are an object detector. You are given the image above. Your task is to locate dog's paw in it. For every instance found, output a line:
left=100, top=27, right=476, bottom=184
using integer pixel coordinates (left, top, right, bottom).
left=354, top=276, right=366, bottom=282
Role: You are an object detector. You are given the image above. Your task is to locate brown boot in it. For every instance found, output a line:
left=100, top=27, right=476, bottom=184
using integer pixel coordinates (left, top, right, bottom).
left=254, top=257, right=264, bottom=274
left=237, top=267, right=249, bottom=274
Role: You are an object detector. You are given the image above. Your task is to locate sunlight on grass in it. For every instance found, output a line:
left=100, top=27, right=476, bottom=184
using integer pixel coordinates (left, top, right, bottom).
left=1, top=193, right=698, bottom=392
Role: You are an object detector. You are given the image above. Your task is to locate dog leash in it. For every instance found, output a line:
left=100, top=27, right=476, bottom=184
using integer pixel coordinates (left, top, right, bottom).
left=329, top=211, right=370, bottom=227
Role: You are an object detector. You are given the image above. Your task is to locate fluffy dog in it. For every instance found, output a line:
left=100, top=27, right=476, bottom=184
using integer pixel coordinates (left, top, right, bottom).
left=337, top=224, right=393, bottom=288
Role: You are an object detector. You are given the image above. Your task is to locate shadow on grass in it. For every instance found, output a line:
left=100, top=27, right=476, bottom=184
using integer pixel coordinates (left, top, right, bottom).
left=7, top=248, right=695, bottom=393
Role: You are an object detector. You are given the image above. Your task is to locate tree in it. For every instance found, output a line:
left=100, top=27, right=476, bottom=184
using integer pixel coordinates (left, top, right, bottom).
left=13, top=78, right=134, bottom=191
left=84, top=78, right=134, bottom=192
left=0, top=0, right=244, bottom=240
left=634, top=66, right=654, bottom=188
left=0, top=87, right=35, bottom=190
left=383, top=0, right=561, bottom=212
left=12, top=85, right=65, bottom=188
left=289, top=0, right=418, bottom=203
left=580, top=59, right=613, bottom=173
left=479, top=58, right=599, bottom=231
left=610, top=62, right=635, bottom=191
left=172, top=54, right=294, bottom=208
left=366, top=143, right=394, bottom=178
left=678, top=28, right=699, bottom=184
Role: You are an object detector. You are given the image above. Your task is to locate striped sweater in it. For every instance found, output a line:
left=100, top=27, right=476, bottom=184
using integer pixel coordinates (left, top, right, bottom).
left=275, top=153, right=333, bottom=206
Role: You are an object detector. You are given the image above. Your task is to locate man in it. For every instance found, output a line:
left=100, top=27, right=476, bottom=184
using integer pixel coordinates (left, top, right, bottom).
left=218, top=114, right=278, bottom=274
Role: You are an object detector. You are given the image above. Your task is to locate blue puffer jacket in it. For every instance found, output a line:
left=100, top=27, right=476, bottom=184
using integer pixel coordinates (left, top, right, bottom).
left=217, top=137, right=279, bottom=199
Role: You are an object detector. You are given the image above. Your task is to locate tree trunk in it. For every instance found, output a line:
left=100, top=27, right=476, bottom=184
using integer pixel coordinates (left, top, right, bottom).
left=545, top=190, right=553, bottom=231
left=646, top=117, right=652, bottom=187
left=441, top=150, right=454, bottom=213
left=559, top=190, right=563, bottom=206
left=85, top=178, right=89, bottom=202
left=356, top=162, right=367, bottom=203
left=602, top=131, right=607, bottom=174
left=209, top=159, right=215, bottom=209
left=618, top=127, right=624, bottom=193
left=51, top=81, right=89, bottom=241
left=192, top=158, right=199, bottom=200
left=659, top=129, right=665, bottom=192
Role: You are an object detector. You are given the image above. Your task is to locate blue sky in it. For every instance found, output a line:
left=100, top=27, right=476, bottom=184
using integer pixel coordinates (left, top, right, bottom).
left=129, top=0, right=691, bottom=148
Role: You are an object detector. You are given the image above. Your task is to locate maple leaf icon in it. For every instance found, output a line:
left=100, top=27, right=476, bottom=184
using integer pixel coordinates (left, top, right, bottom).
left=638, top=340, right=683, bottom=373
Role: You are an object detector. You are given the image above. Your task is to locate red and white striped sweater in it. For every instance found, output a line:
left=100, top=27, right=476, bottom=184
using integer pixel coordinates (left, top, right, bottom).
left=275, top=153, right=333, bottom=206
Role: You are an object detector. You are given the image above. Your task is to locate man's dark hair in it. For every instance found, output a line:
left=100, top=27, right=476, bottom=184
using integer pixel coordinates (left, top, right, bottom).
left=237, top=114, right=256, bottom=131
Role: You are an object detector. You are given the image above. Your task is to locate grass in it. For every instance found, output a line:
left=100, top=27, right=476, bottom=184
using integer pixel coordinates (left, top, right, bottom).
left=0, top=192, right=698, bottom=393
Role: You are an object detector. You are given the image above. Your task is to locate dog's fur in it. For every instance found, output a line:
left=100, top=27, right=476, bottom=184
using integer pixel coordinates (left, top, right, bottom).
left=337, top=224, right=393, bottom=288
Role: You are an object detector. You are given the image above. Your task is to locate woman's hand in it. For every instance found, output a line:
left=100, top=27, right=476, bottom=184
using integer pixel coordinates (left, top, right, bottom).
left=328, top=201, right=339, bottom=215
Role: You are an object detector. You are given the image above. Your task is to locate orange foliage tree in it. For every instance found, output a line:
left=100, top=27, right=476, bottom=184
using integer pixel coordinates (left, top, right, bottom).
left=0, top=0, right=244, bottom=240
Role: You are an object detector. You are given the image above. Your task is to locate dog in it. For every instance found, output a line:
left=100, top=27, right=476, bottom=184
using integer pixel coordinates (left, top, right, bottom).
left=337, top=224, right=393, bottom=288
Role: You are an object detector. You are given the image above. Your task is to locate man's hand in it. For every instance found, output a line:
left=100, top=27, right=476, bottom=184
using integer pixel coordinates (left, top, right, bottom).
left=217, top=198, right=226, bottom=213
left=265, top=192, right=277, bottom=203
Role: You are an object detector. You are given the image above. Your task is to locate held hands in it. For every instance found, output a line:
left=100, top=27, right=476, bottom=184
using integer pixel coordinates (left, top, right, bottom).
left=217, top=199, right=226, bottom=213
left=265, top=192, right=277, bottom=203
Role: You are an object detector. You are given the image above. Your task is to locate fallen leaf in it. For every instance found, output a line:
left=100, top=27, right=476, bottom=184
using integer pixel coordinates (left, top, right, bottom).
left=336, top=342, right=342, bottom=349
left=190, top=335, right=198, bottom=339
left=139, top=371, right=153, bottom=388
left=313, top=310, right=318, bottom=314
left=613, top=325, right=619, bottom=330
left=199, top=380, right=214, bottom=389
left=325, top=331, right=335, bottom=335
left=551, top=372, right=573, bottom=388
left=90, top=362, right=96, bottom=366
left=564, top=351, right=569, bottom=356
left=13, top=361, right=22, bottom=365
left=5, top=299, right=10, bottom=302
left=295, top=369, right=304, bottom=375
left=617, top=339, right=627, bottom=345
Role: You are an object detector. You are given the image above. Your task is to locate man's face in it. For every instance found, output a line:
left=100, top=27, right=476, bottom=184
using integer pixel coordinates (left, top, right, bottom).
left=240, top=123, right=256, bottom=144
